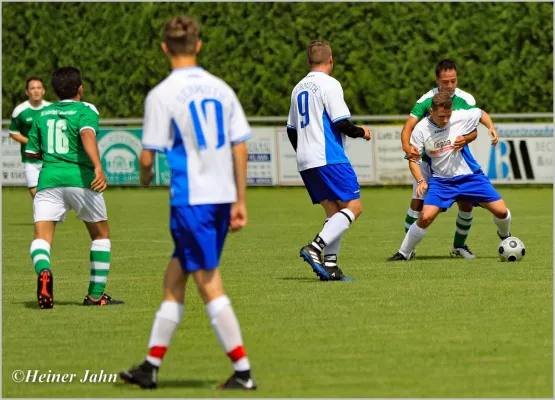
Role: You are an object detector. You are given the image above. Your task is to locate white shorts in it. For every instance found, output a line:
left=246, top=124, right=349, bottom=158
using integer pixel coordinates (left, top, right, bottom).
left=411, top=162, right=432, bottom=200
left=24, top=162, right=42, bottom=188
left=34, top=187, right=108, bottom=223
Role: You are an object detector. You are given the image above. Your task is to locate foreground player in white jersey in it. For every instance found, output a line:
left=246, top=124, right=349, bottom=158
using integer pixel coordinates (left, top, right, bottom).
left=120, top=16, right=256, bottom=391
left=387, top=92, right=512, bottom=261
left=287, top=40, right=371, bottom=281
left=399, top=59, right=499, bottom=259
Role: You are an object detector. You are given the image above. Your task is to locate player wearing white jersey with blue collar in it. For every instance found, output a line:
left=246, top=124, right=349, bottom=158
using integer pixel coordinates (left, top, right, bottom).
left=387, top=92, right=513, bottom=261
left=286, top=40, right=371, bottom=281
left=120, top=16, right=256, bottom=391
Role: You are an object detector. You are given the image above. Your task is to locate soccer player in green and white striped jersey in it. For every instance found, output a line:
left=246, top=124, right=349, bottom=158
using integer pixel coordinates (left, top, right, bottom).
left=25, top=66, right=123, bottom=309
left=400, top=59, right=499, bottom=259
left=9, top=77, right=51, bottom=198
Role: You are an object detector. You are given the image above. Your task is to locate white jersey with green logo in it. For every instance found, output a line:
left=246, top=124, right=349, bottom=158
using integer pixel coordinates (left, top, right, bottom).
left=410, top=88, right=476, bottom=120
left=25, top=100, right=100, bottom=192
left=9, top=100, right=51, bottom=163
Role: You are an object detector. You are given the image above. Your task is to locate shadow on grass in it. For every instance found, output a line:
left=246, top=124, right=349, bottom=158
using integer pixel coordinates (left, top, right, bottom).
left=20, top=300, right=83, bottom=309
left=277, top=277, right=324, bottom=282
left=113, top=379, right=219, bottom=389
left=7, top=222, right=34, bottom=226
left=407, top=255, right=499, bottom=260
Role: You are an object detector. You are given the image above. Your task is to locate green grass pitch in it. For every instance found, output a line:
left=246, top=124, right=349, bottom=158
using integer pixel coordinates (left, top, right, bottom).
left=2, top=186, right=552, bottom=397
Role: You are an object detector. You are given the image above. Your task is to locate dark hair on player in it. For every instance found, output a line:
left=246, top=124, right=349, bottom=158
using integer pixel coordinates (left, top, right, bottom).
left=51, top=67, right=82, bottom=100
left=26, top=76, right=44, bottom=90
left=435, top=59, right=457, bottom=77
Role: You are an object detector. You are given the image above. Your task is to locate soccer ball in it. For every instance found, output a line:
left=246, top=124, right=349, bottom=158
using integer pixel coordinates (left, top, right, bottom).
left=498, top=237, right=526, bottom=262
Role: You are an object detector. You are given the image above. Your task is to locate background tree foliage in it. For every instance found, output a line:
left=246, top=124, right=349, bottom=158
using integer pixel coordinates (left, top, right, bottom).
left=2, top=2, right=552, bottom=119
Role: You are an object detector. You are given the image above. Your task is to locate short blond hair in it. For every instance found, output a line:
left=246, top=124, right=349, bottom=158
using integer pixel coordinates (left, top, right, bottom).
left=307, top=40, right=332, bottom=66
left=163, top=15, right=200, bottom=56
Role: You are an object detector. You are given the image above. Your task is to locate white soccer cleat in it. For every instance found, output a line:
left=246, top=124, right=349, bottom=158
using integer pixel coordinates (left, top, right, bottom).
left=451, top=245, right=476, bottom=259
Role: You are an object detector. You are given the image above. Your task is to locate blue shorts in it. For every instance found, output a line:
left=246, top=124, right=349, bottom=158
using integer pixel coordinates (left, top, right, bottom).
left=424, top=172, right=502, bottom=209
left=170, top=203, right=231, bottom=273
left=300, top=163, right=360, bottom=204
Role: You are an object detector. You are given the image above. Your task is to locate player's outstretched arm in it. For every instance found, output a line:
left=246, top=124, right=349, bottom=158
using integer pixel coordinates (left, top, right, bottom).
left=479, top=110, right=499, bottom=146
left=333, top=120, right=371, bottom=141
left=139, top=150, right=155, bottom=185
left=401, top=116, right=420, bottom=160
left=230, top=142, right=248, bottom=232
left=81, top=128, right=107, bottom=192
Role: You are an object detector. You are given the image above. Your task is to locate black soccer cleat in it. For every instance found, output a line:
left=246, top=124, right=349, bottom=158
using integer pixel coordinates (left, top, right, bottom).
left=497, top=231, right=512, bottom=241
left=37, top=269, right=54, bottom=309
left=83, top=293, right=124, bottom=306
left=299, top=244, right=329, bottom=280
left=218, top=374, right=257, bottom=390
left=120, top=362, right=158, bottom=389
left=386, top=252, right=408, bottom=262
left=322, top=265, right=347, bottom=281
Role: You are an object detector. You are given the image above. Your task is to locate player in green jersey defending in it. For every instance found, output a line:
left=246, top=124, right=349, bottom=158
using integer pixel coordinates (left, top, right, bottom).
left=400, top=59, right=498, bottom=259
left=25, top=67, right=123, bottom=309
left=9, top=77, right=51, bottom=198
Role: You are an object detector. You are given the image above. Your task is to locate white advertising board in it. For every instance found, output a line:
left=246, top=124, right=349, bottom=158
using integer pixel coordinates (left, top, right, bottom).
left=1, top=131, right=27, bottom=185
left=247, top=127, right=278, bottom=185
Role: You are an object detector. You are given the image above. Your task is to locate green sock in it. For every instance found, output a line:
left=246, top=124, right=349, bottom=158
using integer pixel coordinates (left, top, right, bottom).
left=404, top=207, right=421, bottom=233
left=88, top=239, right=111, bottom=299
left=30, top=239, right=51, bottom=275
left=453, top=211, right=473, bottom=248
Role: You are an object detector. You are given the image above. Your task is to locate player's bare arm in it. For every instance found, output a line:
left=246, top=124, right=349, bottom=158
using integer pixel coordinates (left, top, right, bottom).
left=81, top=128, right=107, bottom=192
left=9, top=132, right=28, bottom=145
left=480, top=110, right=499, bottom=146
left=230, top=142, right=248, bottom=232
left=453, top=129, right=478, bottom=150
left=408, top=160, right=428, bottom=197
left=401, top=116, right=420, bottom=160
left=139, top=150, right=155, bottom=185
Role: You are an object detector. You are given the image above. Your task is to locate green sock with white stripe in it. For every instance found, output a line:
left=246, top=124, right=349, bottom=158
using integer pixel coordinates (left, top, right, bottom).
left=89, top=239, right=111, bottom=299
left=404, top=207, right=421, bottom=233
left=30, top=239, right=51, bottom=275
left=453, top=211, right=473, bottom=248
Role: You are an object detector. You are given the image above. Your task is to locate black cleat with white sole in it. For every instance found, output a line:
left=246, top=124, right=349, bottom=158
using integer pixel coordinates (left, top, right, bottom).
left=218, top=374, right=257, bottom=390
left=120, top=361, right=158, bottom=389
left=386, top=252, right=408, bottom=262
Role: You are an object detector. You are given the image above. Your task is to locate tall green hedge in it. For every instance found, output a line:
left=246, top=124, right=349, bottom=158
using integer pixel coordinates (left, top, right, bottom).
left=2, top=2, right=552, bottom=119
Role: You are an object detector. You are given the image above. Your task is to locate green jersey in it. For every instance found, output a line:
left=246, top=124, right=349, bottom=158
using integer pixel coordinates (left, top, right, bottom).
left=26, top=101, right=100, bottom=192
left=410, top=87, right=476, bottom=119
left=9, top=100, right=51, bottom=164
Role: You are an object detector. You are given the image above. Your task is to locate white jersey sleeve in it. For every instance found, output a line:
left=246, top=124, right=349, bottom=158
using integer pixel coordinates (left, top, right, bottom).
left=142, top=91, right=172, bottom=152
left=287, top=100, right=297, bottom=129
left=229, top=91, right=251, bottom=145
left=324, top=80, right=351, bottom=122
left=460, top=108, right=482, bottom=135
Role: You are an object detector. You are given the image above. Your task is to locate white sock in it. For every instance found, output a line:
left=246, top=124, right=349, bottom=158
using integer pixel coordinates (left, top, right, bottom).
left=206, top=295, right=250, bottom=372
left=399, top=223, right=428, bottom=258
left=323, top=218, right=342, bottom=259
left=316, top=209, right=355, bottom=249
left=146, top=300, right=184, bottom=367
left=493, top=209, right=511, bottom=237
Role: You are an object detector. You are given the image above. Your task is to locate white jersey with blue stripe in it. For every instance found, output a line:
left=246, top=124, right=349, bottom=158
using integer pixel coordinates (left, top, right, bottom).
left=142, top=67, right=251, bottom=206
left=410, top=109, right=483, bottom=179
left=287, top=71, right=352, bottom=172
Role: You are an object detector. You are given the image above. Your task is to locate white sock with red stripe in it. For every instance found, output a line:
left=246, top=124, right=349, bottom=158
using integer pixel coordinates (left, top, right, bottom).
left=145, top=300, right=184, bottom=367
left=206, top=295, right=251, bottom=372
